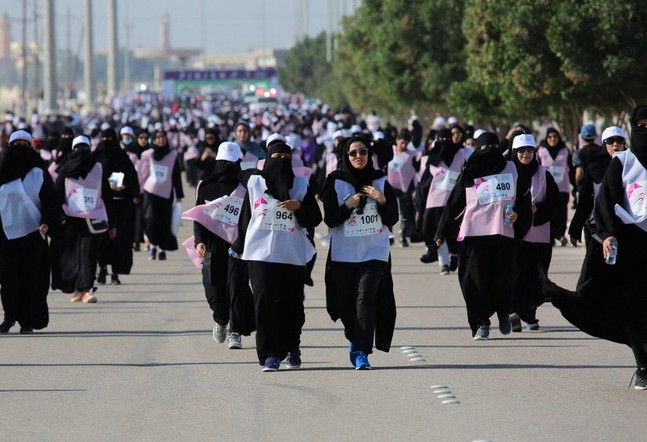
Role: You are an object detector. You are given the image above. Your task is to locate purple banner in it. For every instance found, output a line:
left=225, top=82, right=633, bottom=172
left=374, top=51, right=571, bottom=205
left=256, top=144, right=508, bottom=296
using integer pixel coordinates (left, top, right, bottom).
left=164, top=68, right=277, bottom=81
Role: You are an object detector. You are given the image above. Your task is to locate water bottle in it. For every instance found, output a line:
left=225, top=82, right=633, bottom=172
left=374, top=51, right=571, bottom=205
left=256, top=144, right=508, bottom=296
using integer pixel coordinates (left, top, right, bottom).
left=605, top=240, right=618, bottom=265
left=504, top=204, right=514, bottom=224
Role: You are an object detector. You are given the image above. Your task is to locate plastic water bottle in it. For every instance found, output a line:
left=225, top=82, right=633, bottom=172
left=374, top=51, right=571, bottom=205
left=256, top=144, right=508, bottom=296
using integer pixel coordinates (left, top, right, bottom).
left=504, top=204, right=514, bottom=224
left=605, top=240, right=618, bottom=265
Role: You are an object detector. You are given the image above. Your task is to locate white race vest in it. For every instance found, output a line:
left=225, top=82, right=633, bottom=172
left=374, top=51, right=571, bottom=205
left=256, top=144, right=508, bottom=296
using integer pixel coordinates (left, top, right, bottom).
left=330, top=177, right=390, bottom=263
left=613, top=150, right=647, bottom=232
left=242, top=175, right=315, bottom=265
left=0, top=167, right=44, bottom=240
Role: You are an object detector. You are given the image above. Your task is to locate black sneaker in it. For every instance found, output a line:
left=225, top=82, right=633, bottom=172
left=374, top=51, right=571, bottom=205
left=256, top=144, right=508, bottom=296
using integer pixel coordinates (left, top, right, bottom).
left=419, top=250, right=438, bottom=264
left=634, top=369, right=647, bottom=390
left=449, top=254, right=459, bottom=272
left=20, top=327, right=33, bottom=334
left=111, top=274, right=121, bottom=285
left=440, top=265, right=450, bottom=276
left=510, top=313, right=522, bottom=333
left=0, top=320, right=15, bottom=334
left=158, top=250, right=167, bottom=261
left=498, top=313, right=512, bottom=335
left=96, top=267, right=107, bottom=285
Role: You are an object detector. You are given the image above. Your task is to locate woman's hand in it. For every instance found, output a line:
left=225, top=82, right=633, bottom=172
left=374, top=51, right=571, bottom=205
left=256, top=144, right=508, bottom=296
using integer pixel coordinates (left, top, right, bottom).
left=278, top=199, right=301, bottom=211
left=109, top=227, right=117, bottom=240
left=362, top=185, right=386, bottom=205
left=344, top=194, right=363, bottom=210
left=602, top=236, right=617, bottom=258
left=38, top=224, right=48, bottom=234
left=507, top=211, right=518, bottom=224
left=195, top=243, right=206, bottom=259
left=435, top=238, right=444, bottom=247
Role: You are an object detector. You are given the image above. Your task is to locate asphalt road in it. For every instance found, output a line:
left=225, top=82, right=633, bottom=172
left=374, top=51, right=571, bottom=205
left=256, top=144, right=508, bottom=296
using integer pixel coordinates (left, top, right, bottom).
left=1, top=213, right=644, bottom=441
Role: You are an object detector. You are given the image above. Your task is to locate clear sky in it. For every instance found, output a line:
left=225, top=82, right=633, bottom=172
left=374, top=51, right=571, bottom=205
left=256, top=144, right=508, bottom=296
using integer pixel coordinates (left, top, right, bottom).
left=1, top=0, right=359, bottom=55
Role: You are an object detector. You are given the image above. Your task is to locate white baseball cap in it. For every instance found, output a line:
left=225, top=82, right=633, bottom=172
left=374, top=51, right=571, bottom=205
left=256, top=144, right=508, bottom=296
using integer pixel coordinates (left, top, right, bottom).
left=8, top=129, right=32, bottom=145
left=215, top=142, right=242, bottom=162
left=72, top=135, right=91, bottom=149
left=120, top=126, right=135, bottom=137
left=266, top=133, right=287, bottom=146
left=601, top=126, right=626, bottom=143
left=512, top=134, right=536, bottom=150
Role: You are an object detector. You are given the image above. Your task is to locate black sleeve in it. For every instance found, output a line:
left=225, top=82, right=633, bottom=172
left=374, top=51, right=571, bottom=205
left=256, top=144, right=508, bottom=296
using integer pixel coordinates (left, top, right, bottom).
left=513, top=183, right=533, bottom=240
left=172, top=157, right=184, bottom=200
left=594, top=158, right=624, bottom=240
left=294, top=186, right=322, bottom=228
left=231, top=190, right=251, bottom=255
left=38, top=169, right=63, bottom=228
left=322, top=178, right=354, bottom=228
left=435, top=178, right=467, bottom=241
left=123, top=160, right=141, bottom=199
left=534, top=171, right=559, bottom=226
left=568, top=170, right=594, bottom=240
left=101, top=170, right=115, bottom=228
left=377, top=181, right=400, bottom=228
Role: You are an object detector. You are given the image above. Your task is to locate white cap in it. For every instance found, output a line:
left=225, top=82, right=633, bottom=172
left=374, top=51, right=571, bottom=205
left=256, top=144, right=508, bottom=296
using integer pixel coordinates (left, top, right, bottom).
left=100, top=122, right=111, bottom=130
left=8, top=129, right=32, bottom=145
left=512, top=134, right=536, bottom=150
left=473, top=129, right=485, bottom=139
left=448, top=116, right=459, bottom=125
left=72, top=135, right=90, bottom=149
left=432, top=116, right=447, bottom=129
left=215, top=142, right=242, bottom=162
left=120, top=126, right=135, bottom=137
left=373, top=131, right=385, bottom=140
left=350, top=124, right=362, bottom=134
left=332, top=130, right=345, bottom=140
left=266, top=133, right=287, bottom=146
left=601, top=126, right=627, bottom=143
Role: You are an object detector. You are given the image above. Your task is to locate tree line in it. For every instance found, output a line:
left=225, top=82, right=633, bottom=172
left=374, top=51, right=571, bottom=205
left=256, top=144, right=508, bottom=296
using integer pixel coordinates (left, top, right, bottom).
left=279, top=0, right=647, bottom=139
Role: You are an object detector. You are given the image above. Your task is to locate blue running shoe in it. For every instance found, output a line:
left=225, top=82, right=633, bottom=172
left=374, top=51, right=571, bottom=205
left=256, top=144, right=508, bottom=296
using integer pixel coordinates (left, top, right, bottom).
left=349, top=342, right=357, bottom=366
left=262, top=356, right=280, bottom=372
left=285, top=350, right=301, bottom=369
left=354, top=351, right=371, bottom=370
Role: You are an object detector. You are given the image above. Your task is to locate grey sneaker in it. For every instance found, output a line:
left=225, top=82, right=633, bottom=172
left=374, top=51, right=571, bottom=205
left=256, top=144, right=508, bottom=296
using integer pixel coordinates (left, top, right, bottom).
left=473, top=325, right=490, bottom=340
left=227, top=332, right=242, bottom=349
left=213, top=323, right=227, bottom=344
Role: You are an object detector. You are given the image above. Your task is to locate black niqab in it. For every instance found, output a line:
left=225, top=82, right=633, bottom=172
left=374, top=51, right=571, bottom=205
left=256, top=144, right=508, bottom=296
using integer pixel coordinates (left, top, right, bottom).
left=428, top=128, right=461, bottom=167
left=95, top=128, right=132, bottom=171
left=630, top=105, right=647, bottom=169
left=54, top=127, right=74, bottom=164
left=261, top=142, right=294, bottom=201
left=460, top=132, right=507, bottom=186
left=0, top=144, right=47, bottom=185
left=56, top=148, right=95, bottom=180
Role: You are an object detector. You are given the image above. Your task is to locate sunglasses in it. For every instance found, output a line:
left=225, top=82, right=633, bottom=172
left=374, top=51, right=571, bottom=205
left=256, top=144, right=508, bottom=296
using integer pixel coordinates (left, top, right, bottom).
left=515, top=147, right=535, bottom=153
left=348, top=148, right=368, bottom=157
left=138, top=135, right=148, bottom=139
left=604, top=136, right=625, bottom=145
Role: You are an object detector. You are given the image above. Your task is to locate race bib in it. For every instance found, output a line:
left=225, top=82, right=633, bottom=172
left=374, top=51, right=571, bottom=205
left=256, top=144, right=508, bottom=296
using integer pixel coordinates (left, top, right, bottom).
left=388, top=156, right=405, bottom=173
left=433, top=169, right=460, bottom=191
left=344, top=203, right=383, bottom=237
left=204, top=195, right=243, bottom=226
left=626, top=181, right=647, bottom=217
left=151, top=163, right=169, bottom=183
left=548, top=165, right=565, bottom=182
left=257, top=200, right=297, bottom=232
left=68, top=187, right=99, bottom=212
left=474, top=173, right=514, bottom=205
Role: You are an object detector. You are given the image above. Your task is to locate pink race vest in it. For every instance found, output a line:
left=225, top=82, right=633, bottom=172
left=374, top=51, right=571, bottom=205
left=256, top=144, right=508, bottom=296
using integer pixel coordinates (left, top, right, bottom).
left=425, top=150, right=466, bottom=209
left=325, top=150, right=338, bottom=176
left=537, top=147, right=570, bottom=193
left=417, top=154, right=428, bottom=181
left=523, top=166, right=550, bottom=243
left=62, top=162, right=108, bottom=221
left=181, top=184, right=245, bottom=245
left=458, top=162, right=517, bottom=240
left=127, top=151, right=148, bottom=190
left=387, top=148, right=416, bottom=192
left=181, top=235, right=203, bottom=269
left=240, top=151, right=259, bottom=170
left=142, top=149, right=177, bottom=198
left=48, top=161, right=59, bottom=182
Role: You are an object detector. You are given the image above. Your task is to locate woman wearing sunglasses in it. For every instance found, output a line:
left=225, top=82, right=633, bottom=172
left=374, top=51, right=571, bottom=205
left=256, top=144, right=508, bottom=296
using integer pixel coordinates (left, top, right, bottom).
left=321, top=136, right=399, bottom=369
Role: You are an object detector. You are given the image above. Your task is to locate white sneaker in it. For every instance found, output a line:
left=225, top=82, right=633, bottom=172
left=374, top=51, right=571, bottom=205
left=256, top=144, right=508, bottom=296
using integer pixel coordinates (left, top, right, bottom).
left=227, top=332, right=242, bottom=349
left=473, top=325, right=490, bottom=340
left=212, top=323, right=227, bottom=343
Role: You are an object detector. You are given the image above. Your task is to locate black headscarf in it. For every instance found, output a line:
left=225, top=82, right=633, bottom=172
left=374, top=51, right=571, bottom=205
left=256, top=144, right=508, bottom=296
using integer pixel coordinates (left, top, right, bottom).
left=460, top=132, right=507, bottom=186
left=428, top=128, right=461, bottom=167
left=54, top=127, right=74, bottom=164
left=0, top=141, right=47, bottom=185
left=56, top=143, right=95, bottom=180
left=326, top=136, right=385, bottom=192
left=151, top=130, right=172, bottom=161
left=261, top=142, right=294, bottom=201
left=630, top=105, right=647, bottom=169
left=95, top=128, right=131, bottom=172
left=511, top=147, right=539, bottom=197
left=540, top=128, right=567, bottom=160
left=126, top=129, right=148, bottom=159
